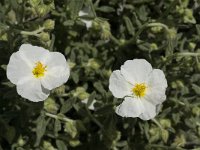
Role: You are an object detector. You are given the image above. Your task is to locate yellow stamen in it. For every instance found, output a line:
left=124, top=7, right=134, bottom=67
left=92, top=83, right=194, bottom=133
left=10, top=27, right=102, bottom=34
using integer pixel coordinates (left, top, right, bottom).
left=132, top=83, right=147, bottom=98
left=32, top=61, right=47, bottom=78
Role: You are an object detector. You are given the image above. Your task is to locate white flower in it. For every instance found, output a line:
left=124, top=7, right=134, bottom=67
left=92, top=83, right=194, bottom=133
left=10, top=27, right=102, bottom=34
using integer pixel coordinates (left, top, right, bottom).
left=7, top=44, right=70, bottom=102
left=78, top=10, right=93, bottom=29
left=109, top=59, right=167, bottom=120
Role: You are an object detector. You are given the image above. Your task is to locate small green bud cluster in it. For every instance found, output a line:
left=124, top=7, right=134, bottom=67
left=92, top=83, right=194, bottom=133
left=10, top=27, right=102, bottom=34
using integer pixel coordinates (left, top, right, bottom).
left=175, top=1, right=196, bottom=24
left=28, top=0, right=55, bottom=17
left=87, top=58, right=102, bottom=70
left=92, top=18, right=112, bottom=40
left=44, top=97, right=59, bottom=114
left=150, top=26, right=163, bottom=33
left=171, top=80, right=184, bottom=89
left=150, top=43, right=158, bottom=51
left=43, top=141, right=56, bottom=150
left=73, top=87, right=89, bottom=100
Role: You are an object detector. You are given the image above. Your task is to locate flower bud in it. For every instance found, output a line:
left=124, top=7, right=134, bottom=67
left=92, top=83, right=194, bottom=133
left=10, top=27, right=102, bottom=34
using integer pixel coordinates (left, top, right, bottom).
left=150, top=43, right=158, bottom=51
left=160, top=119, right=171, bottom=128
left=119, top=39, right=126, bottom=45
left=17, top=136, right=25, bottom=146
left=44, top=97, right=59, bottom=114
left=150, top=26, right=163, bottom=33
left=176, top=80, right=184, bottom=88
left=166, top=28, right=177, bottom=40
left=29, top=0, right=40, bottom=7
left=43, top=141, right=56, bottom=150
left=68, top=60, right=76, bottom=69
left=69, top=139, right=81, bottom=147
left=192, top=106, right=200, bottom=116
left=92, top=19, right=101, bottom=30
left=176, top=6, right=184, bottom=15
left=161, top=129, right=169, bottom=143
left=0, top=33, right=8, bottom=41
left=180, top=0, right=189, bottom=7
left=36, top=5, right=49, bottom=17
left=183, top=9, right=196, bottom=24
left=101, top=21, right=111, bottom=40
left=52, top=85, right=65, bottom=95
left=149, top=127, right=159, bottom=136
left=173, top=134, right=186, bottom=147
left=103, top=69, right=112, bottom=78
left=87, top=58, right=101, bottom=70
left=188, top=42, right=196, bottom=50
left=39, top=32, right=50, bottom=42
left=73, top=87, right=89, bottom=100
left=64, top=121, right=77, bottom=138
left=43, top=19, right=55, bottom=30
left=149, top=127, right=160, bottom=142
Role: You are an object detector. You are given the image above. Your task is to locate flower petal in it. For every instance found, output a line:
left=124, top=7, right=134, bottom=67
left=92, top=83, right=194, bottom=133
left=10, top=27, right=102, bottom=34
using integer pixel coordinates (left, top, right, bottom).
left=16, top=77, right=49, bottom=102
left=121, top=59, right=153, bottom=84
left=109, top=70, right=132, bottom=98
left=139, top=100, right=157, bottom=120
left=145, top=69, right=167, bottom=105
left=148, top=69, right=167, bottom=89
left=7, top=51, right=32, bottom=84
left=115, top=97, right=144, bottom=118
left=19, top=44, right=50, bottom=66
left=41, top=52, right=70, bottom=90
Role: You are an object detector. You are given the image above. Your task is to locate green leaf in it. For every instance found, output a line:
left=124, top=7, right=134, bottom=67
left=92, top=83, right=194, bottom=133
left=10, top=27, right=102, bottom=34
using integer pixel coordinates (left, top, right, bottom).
left=34, top=113, right=50, bottom=147
left=94, top=82, right=105, bottom=94
left=56, top=140, right=68, bottom=150
left=95, top=104, right=114, bottom=115
left=87, top=91, right=96, bottom=107
left=54, top=119, right=61, bottom=136
left=97, top=6, right=115, bottom=13
left=68, top=0, right=84, bottom=19
left=192, top=84, right=200, bottom=95
left=124, top=16, right=135, bottom=36
left=60, top=98, right=74, bottom=114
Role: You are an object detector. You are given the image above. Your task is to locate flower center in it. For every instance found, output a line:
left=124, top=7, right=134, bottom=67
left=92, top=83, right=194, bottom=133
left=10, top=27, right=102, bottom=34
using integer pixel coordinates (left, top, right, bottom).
left=32, top=61, right=47, bottom=78
left=132, top=83, right=147, bottom=98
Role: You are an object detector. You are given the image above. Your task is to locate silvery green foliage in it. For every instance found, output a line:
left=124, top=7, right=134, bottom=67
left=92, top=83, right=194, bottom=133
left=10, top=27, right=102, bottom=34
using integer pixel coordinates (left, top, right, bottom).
left=0, top=0, right=200, bottom=149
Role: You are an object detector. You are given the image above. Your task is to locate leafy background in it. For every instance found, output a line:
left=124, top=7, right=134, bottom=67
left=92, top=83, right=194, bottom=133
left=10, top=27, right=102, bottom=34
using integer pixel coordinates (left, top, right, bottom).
left=0, top=0, right=200, bottom=149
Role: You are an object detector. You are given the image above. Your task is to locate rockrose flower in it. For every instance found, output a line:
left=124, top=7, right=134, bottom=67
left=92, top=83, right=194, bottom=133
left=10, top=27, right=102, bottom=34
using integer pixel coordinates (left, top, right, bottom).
left=109, top=59, right=167, bottom=120
left=7, top=44, right=70, bottom=102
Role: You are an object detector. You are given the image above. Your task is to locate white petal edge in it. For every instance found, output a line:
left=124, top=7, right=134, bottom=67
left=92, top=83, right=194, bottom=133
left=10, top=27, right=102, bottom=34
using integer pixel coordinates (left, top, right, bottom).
left=139, top=100, right=157, bottom=120
left=18, top=44, right=50, bottom=66
left=147, top=69, right=167, bottom=89
left=7, top=51, right=32, bottom=84
left=145, top=69, right=167, bottom=105
left=16, top=77, right=50, bottom=102
left=120, top=59, right=153, bottom=84
left=109, top=70, right=132, bottom=98
left=41, top=52, right=70, bottom=90
left=115, top=97, right=144, bottom=118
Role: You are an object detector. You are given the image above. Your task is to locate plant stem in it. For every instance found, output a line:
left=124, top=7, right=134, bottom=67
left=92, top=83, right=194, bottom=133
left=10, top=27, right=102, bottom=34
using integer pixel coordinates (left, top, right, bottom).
left=147, top=22, right=169, bottom=31
left=151, top=118, right=163, bottom=130
left=20, top=27, right=45, bottom=36
left=45, top=112, right=73, bottom=122
left=176, top=52, right=200, bottom=57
